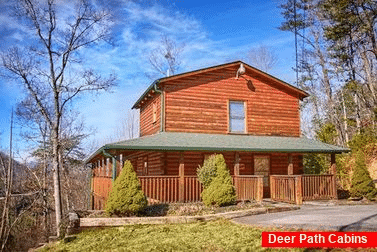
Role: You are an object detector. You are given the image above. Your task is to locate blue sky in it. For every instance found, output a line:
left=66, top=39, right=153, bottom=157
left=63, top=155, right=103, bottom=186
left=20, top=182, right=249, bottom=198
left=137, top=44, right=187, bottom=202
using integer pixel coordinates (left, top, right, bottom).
left=0, top=0, right=298, bottom=156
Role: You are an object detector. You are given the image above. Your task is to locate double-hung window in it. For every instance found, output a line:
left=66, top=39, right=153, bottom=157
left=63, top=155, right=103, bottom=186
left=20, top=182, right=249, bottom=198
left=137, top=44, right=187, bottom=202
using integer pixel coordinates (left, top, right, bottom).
left=229, top=101, right=245, bottom=133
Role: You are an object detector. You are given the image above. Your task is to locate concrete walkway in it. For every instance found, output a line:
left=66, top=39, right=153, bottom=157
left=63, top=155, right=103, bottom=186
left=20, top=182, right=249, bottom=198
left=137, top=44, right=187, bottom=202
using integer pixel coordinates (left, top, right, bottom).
left=233, top=204, right=377, bottom=231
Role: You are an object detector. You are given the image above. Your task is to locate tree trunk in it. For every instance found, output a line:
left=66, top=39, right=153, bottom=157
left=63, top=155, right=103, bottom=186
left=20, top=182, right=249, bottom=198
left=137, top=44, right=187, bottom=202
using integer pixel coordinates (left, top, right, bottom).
left=52, top=126, right=62, bottom=237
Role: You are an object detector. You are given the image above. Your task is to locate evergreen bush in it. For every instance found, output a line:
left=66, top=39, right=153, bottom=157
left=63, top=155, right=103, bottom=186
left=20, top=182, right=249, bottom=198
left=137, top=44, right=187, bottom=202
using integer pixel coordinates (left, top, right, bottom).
left=201, top=154, right=236, bottom=206
left=350, top=151, right=377, bottom=200
left=197, top=154, right=217, bottom=188
left=105, top=160, right=147, bottom=216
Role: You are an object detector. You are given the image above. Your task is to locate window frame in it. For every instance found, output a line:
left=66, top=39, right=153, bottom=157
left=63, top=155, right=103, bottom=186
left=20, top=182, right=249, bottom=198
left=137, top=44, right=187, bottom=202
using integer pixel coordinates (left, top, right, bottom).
left=228, top=100, right=247, bottom=133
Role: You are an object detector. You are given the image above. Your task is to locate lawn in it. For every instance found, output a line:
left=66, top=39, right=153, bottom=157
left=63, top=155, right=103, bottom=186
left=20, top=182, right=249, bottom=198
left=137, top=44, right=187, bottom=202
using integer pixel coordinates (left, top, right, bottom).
left=38, top=219, right=301, bottom=252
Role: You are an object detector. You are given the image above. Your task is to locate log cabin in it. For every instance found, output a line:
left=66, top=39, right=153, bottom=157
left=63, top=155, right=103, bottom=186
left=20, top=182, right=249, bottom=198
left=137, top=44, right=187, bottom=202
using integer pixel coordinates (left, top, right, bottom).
left=86, top=61, right=349, bottom=209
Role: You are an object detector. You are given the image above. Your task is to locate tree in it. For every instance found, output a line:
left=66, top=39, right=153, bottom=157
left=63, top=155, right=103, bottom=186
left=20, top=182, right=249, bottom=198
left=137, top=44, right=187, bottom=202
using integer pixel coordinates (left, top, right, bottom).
left=105, top=161, right=147, bottom=216
left=246, top=46, right=278, bottom=73
left=197, top=154, right=217, bottom=189
left=201, top=154, right=236, bottom=207
left=0, top=0, right=116, bottom=236
left=350, top=151, right=377, bottom=200
left=113, top=109, right=139, bottom=141
left=148, top=35, right=184, bottom=78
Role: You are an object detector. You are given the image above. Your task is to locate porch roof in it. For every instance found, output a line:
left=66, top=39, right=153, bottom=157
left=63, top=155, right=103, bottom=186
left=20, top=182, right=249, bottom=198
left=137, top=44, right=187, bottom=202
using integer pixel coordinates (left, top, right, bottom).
left=86, top=132, right=349, bottom=162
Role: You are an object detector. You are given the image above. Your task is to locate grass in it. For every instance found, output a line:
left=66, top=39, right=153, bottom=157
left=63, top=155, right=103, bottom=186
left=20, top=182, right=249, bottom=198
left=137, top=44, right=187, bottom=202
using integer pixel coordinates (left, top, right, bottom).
left=37, top=219, right=301, bottom=252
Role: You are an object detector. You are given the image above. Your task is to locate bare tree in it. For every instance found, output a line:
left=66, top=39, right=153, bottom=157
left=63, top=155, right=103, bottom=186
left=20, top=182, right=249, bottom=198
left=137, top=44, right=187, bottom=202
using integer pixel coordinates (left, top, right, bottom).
left=0, top=111, right=13, bottom=251
left=148, top=35, right=184, bottom=78
left=1, top=0, right=116, bottom=236
left=246, top=46, right=278, bottom=73
left=113, top=109, right=139, bottom=141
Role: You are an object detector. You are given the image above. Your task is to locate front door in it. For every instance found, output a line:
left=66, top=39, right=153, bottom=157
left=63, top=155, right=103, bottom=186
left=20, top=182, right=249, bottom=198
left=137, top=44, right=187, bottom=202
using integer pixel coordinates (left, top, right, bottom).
left=254, top=155, right=270, bottom=198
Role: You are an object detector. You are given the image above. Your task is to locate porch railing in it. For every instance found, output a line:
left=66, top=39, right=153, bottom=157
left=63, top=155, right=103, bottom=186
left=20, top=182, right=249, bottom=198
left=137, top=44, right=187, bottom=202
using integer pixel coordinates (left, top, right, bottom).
left=139, top=176, right=180, bottom=204
left=184, top=176, right=203, bottom=203
left=270, top=175, right=301, bottom=204
left=138, top=175, right=263, bottom=205
left=271, top=174, right=337, bottom=204
left=302, top=175, right=337, bottom=200
left=233, top=175, right=263, bottom=202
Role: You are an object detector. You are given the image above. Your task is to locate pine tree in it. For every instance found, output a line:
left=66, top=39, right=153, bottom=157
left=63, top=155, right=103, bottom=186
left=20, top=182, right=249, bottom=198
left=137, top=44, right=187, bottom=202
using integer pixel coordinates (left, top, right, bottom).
left=105, top=160, right=147, bottom=216
left=350, top=151, right=377, bottom=200
left=201, top=154, right=236, bottom=207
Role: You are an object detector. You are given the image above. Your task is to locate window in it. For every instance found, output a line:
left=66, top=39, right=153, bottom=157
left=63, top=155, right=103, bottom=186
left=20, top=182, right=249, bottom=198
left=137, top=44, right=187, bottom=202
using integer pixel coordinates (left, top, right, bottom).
left=152, top=103, right=157, bottom=123
left=229, top=101, right=245, bottom=133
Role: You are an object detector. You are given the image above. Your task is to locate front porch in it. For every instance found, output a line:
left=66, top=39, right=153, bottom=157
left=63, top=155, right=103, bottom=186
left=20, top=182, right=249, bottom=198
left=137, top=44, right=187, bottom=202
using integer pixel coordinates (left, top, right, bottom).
left=87, top=132, right=348, bottom=209
left=90, top=151, right=338, bottom=209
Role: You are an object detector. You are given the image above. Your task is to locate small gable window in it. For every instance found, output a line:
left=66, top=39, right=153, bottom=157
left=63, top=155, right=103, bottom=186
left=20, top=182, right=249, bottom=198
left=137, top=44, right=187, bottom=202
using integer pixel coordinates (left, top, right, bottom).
left=152, top=102, right=157, bottom=123
left=229, top=101, right=245, bottom=133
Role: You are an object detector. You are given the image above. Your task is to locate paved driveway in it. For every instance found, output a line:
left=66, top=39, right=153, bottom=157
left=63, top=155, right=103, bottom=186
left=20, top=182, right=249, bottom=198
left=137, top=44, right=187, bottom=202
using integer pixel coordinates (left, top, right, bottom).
left=233, top=204, right=377, bottom=231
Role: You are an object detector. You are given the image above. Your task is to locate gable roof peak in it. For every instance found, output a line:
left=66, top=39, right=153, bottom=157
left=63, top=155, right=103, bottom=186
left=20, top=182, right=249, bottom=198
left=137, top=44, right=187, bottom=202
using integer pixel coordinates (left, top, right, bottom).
left=132, top=60, right=309, bottom=109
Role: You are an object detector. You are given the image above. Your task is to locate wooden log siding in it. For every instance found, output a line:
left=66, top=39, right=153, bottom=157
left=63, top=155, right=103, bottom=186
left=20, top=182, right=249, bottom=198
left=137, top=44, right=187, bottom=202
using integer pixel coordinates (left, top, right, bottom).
left=232, top=175, right=263, bottom=202
left=163, top=67, right=301, bottom=136
left=302, top=175, right=337, bottom=200
left=140, top=94, right=161, bottom=137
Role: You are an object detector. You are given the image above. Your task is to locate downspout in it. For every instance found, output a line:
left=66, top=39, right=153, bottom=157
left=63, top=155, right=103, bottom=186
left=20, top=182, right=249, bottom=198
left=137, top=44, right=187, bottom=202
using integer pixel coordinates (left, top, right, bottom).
left=103, top=149, right=117, bottom=182
left=154, top=81, right=165, bottom=132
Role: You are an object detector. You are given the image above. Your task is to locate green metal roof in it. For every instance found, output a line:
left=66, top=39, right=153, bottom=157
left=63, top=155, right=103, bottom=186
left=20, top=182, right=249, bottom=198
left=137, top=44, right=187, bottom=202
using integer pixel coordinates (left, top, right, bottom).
left=86, top=132, right=349, bottom=162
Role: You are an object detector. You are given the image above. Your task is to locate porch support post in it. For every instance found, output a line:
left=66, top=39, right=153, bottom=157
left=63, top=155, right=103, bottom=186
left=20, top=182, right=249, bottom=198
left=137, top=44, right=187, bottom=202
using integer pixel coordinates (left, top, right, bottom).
left=256, top=176, right=264, bottom=203
left=234, top=152, right=240, bottom=176
left=330, top=153, right=337, bottom=174
left=112, top=156, right=117, bottom=182
left=179, top=152, right=185, bottom=202
left=234, top=152, right=240, bottom=200
left=288, top=154, right=293, bottom=175
left=295, top=175, right=303, bottom=205
left=330, top=153, right=338, bottom=199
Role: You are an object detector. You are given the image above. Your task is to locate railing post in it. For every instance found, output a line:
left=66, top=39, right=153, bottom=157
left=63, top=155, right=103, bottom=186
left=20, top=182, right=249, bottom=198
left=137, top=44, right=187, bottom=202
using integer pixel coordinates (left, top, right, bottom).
left=234, top=152, right=240, bottom=199
left=330, top=153, right=338, bottom=199
left=270, top=175, right=275, bottom=200
left=295, top=175, right=303, bottom=205
left=179, top=152, right=185, bottom=202
left=256, top=176, right=264, bottom=202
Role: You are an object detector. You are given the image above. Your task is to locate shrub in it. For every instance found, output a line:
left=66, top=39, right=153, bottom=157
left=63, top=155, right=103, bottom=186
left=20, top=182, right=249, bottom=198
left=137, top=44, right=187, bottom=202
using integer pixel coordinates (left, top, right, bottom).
left=197, top=154, right=217, bottom=188
left=350, top=151, right=377, bottom=200
left=105, top=160, right=147, bottom=216
left=201, top=154, right=236, bottom=206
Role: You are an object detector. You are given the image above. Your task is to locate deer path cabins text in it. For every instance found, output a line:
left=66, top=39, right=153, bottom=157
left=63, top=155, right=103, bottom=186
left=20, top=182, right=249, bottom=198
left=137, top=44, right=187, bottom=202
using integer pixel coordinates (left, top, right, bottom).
left=87, top=61, right=348, bottom=209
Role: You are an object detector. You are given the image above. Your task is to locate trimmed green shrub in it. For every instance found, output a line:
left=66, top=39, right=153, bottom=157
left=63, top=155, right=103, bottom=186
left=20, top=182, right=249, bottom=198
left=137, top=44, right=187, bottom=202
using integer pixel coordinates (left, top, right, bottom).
left=197, top=154, right=217, bottom=188
left=201, top=154, right=236, bottom=207
left=105, top=160, right=147, bottom=216
left=350, top=151, right=377, bottom=200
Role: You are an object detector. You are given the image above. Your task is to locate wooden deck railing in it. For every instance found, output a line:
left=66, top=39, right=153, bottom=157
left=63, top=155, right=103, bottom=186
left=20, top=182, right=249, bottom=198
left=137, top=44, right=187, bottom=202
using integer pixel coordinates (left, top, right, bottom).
left=184, top=176, right=203, bottom=202
left=270, top=175, right=302, bottom=204
left=271, top=174, right=337, bottom=204
left=232, top=175, right=263, bottom=202
left=138, top=175, right=262, bottom=204
left=92, top=177, right=112, bottom=210
left=302, top=175, right=337, bottom=200
left=139, top=176, right=180, bottom=204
